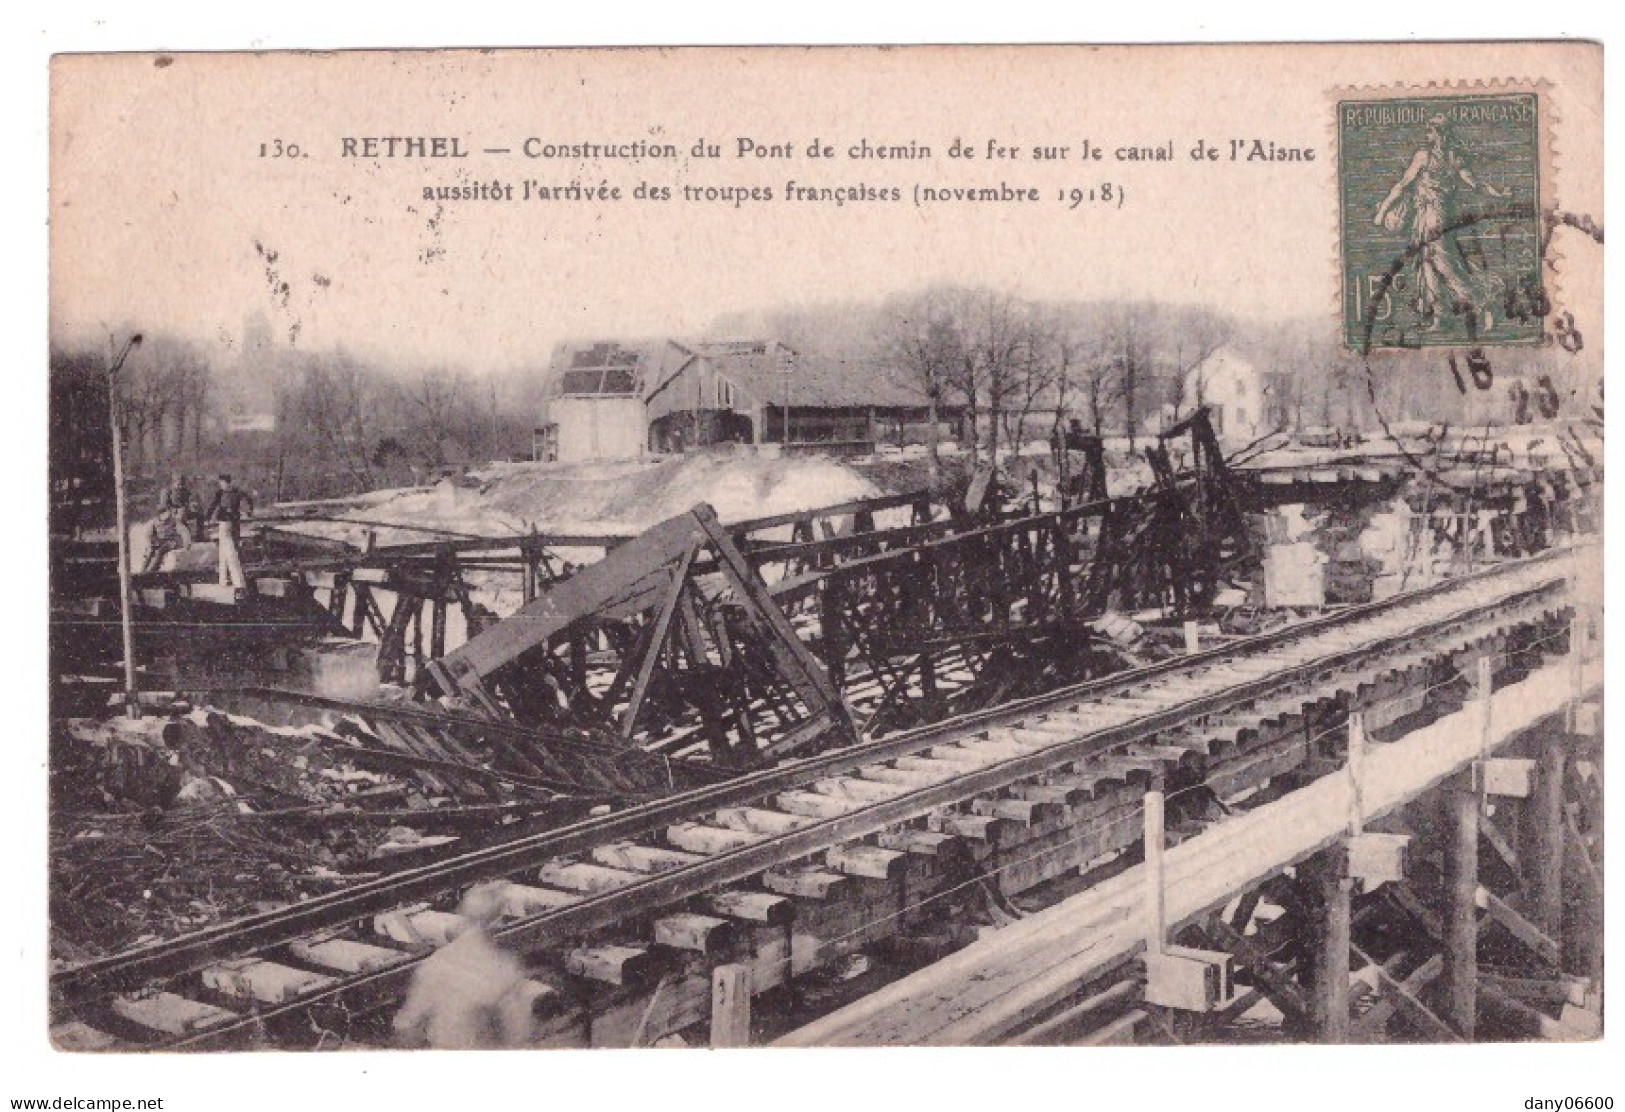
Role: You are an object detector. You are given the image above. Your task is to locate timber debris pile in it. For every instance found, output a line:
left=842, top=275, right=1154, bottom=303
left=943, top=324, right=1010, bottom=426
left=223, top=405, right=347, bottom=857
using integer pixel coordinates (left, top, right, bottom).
left=49, top=709, right=520, bottom=962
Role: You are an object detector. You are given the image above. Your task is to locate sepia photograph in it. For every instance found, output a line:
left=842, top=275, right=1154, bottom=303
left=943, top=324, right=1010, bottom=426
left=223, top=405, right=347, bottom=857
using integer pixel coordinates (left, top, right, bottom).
left=37, top=37, right=1602, bottom=1076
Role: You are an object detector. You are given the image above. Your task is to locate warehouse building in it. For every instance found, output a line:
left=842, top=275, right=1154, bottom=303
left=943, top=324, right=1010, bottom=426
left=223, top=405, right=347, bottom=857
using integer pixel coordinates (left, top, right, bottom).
left=545, top=337, right=961, bottom=462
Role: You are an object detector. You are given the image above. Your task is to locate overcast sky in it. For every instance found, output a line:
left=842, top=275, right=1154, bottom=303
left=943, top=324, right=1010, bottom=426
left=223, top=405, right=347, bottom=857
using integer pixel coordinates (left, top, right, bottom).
left=49, top=44, right=1601, bottom=371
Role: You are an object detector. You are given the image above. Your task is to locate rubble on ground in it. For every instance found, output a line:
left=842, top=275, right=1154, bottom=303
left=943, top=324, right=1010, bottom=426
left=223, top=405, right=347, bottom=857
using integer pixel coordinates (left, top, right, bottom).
left=48, top=709, right=462, bottom=964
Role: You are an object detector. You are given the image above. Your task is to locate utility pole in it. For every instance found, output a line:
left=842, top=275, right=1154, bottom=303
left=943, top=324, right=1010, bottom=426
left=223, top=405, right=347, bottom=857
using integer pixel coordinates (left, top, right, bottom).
left=108, top=332, right=145, bottom=719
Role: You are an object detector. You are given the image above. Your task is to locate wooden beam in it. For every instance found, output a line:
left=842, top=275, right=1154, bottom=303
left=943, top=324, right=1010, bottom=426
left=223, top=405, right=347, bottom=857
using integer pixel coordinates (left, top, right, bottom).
left=1208, top=919, right=1310, bottom=1023
left=1527, top=731, right=1567, bottom=939
left=1079, top=1008, right=1146, bottom=1046
left=710, top=964, right=752, bottom=1047
left=1480, top=815, right=1521, bottom=873
left=1480, top=968, right=1585, bottom=1008
left=1479, top=980, right=1591, bottom=1041
left=1444, top=784, right=1479, bottom=1037
left=619, top=548, right=696, bottom=741
left=1008, top=980, right=1141, bottom=1047
left=1144, top=782, right=1166, bottom=953
left=1315, top=861, right=1353, bottom=1043
left=1349, top=946, right=1458, bottom=1042
left=1478, top=887, right=1561, bottom=967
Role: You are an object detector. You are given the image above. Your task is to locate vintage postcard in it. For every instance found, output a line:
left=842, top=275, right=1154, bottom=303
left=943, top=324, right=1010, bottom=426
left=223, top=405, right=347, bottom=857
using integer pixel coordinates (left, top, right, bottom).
left=43, top=42, right=1601, bottom=1068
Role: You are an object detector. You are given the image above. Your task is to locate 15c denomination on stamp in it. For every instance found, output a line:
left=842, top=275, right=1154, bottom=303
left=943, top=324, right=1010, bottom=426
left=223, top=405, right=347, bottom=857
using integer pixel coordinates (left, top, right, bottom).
left=1339, top=89, right=1543, bottom=351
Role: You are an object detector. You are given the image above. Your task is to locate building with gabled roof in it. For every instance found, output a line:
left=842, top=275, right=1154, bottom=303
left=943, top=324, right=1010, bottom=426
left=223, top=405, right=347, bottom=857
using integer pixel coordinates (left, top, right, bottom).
left=544, top=337, right=961, bottom=462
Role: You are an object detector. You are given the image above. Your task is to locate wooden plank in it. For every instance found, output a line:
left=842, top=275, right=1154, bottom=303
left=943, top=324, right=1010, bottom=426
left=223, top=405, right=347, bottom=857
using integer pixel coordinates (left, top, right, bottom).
left=1479, top=816, right=1521, bottom=872
left=1480, top=969, right=1588, bottom=1008
left=435, top=511, right=703, bottom=682
left=537, top=861, right=645, bottom=895
left=711, top=964, right=752, bottom=1047
left=825, top=844, right=908, bottom=880
left=779, top=659, right=1588, bottom=1047
left=761, top=867, right=850, bottom=901
left=183, top=583, right=243, bottom=605
left=702, top=890, right=794, bottom=925
left=1350, top=953, right=1440, bottom=1041
left=373, top=907, right=470, bottom=948
left=876, top=829, right=965, bottom=859
left=654, top=913, right=736, bottom=955
left=112, top=992, right=238, bottom=1036
left=501, top=884, right=582, bottom=916
left=591, top=843, right=707, bottom=874
left=971, top=796, right=1059, bottom=826
left=1317, top=868, right=1353, bottom=1042
left=287, top=938, right=411, bottom=975
left=566, top=944, right=657, bottom=987
left=1444, top=786, right=1480, bottom=1037
left=619, top=549, right=695, bottom=740
left=1478, top=888, right=1562, bottom=967
left=1350, top=945, right=1460, bottom=1041
left=775, top=790, right=863, bottom=820
left=201, top=958, right=335, bottom=1004
left=1208, top=919, right=1310, bottom=1022
left=712, top=807, right=816, bottom=836
left=665, top=822, right=762, bottom=854
left=1527, top=732, right=1567, bottom=938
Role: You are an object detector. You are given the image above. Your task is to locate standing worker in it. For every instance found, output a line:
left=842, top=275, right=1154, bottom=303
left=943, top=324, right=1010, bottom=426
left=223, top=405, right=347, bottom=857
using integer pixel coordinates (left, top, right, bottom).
left=205, top=474, right=254, bottom=588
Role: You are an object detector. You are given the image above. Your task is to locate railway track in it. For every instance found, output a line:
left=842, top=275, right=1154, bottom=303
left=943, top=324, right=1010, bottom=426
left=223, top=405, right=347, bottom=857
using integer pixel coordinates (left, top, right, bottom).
left=50, top=547, right=1577, bottom=1050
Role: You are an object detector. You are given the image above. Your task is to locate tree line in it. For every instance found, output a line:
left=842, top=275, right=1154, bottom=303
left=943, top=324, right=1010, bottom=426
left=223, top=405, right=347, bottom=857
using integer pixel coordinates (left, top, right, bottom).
left=49, top=328, right=546, bottom=504
left=717, top=289, right=1386, bottom=469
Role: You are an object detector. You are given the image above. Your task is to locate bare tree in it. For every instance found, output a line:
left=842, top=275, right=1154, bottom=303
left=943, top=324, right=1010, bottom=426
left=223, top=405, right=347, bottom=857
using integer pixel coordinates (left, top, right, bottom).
left=1046, top=305, right=1123, bottom=438
left=1107, top=303, right=1156, bottom=451
left=290, top=352, right=389, bottom=491
left=1166, top=308, right=1234, bottom=422
left=406, top=367, right=470, bottom=469
left=1001, top=310, right=1059, bottom=451
left=877, top=289, right=964, bottom=486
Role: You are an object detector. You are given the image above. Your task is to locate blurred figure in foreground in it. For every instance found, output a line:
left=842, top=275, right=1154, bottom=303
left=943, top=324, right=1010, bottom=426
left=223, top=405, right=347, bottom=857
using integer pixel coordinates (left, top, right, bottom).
left=393, top=881, right=539, bottom=1049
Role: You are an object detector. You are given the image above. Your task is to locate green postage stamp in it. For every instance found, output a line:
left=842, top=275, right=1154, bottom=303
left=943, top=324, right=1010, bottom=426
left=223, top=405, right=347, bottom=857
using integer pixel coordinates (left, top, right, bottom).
left=1338, top=90, right=1543, bottom=351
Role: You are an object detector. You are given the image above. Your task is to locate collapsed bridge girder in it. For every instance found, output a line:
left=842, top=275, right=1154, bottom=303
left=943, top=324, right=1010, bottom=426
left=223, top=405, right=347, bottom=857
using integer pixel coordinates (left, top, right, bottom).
left=429, top=504, right=855, bottom=767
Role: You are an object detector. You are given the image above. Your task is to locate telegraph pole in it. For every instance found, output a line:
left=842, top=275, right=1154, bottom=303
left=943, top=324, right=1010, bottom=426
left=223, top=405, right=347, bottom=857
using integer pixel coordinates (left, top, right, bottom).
left=108, top=333, right=144, bottom=719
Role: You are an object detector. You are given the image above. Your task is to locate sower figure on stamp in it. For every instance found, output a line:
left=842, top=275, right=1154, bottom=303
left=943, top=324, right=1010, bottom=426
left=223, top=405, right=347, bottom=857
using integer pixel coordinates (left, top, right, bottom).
left=393, top=882, right=537, bottom=1049
left=204, top=474, right=253, bottom=588
left=1373, top=114, right=1507, bottom=332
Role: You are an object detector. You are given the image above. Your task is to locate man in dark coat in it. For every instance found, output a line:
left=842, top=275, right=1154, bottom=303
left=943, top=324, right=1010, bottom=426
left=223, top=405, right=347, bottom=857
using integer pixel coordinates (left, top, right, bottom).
left=204, top=474, right=254, bottom=587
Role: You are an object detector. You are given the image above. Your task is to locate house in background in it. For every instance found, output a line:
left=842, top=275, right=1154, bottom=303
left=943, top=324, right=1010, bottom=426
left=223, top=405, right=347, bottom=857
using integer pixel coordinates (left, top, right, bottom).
left=1180, top=346, right=1268, bottom=446
left=544, top=337, right=961, bottom=462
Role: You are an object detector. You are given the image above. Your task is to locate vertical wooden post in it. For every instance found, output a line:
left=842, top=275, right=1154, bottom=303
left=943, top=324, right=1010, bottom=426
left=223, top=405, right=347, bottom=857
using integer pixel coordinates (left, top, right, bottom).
left=430, top=598, right=447, bottom=660
left=1347, top=710, right=1367, bottom=834
left=1444, top=782, right=1480, bottom=1038
left=1182, top=620, right=1199, bottom=655
left=710, top=964, right=751, bottom=1048
left=1528, top=730, right=1566, bottom=942
left=1476, top=654, right=1494, bottom=760
left=410, top=599, right=424, bottom=678
left=1143, top=777, right=1166, bottom=955
left=1566, top=609, right=1586, bottom=734
left=1315, top=853, right=1353, bottom=1044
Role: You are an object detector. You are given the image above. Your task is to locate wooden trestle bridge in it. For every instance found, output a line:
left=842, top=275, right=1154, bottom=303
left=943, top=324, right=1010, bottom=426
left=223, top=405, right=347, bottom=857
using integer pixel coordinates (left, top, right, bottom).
left=47, top=416, right=1602, bottom=1049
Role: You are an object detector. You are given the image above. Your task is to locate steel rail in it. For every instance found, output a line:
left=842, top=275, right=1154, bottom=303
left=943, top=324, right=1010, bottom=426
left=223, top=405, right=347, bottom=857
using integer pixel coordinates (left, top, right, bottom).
left=53, top=549, right=1571, bottom=1007
left=168, top=560, right=1567, bottom=1049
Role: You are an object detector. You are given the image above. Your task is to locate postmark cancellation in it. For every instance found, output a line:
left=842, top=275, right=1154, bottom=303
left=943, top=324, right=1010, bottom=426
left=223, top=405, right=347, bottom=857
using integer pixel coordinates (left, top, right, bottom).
left=1337, top=84, right=1548, bottom=352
